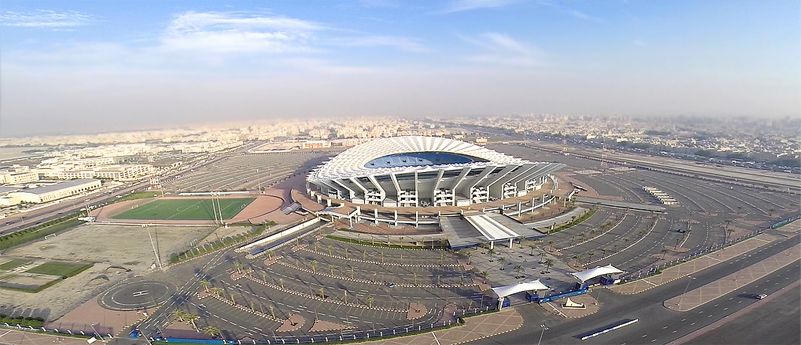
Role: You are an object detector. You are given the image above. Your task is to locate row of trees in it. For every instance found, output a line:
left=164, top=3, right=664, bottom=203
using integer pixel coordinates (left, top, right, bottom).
left=172, top=310, right=220, bottom=338
left=0, top=314, right=44, bottom=328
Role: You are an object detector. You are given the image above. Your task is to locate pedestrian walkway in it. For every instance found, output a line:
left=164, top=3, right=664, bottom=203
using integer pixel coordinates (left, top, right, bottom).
left=609, top=234, right=777, bottom=295
left=367, top=309, right=523, bottom=345
left=664, top=242, right=800, bottom=311
left=0, top=329, right=91, bottom=345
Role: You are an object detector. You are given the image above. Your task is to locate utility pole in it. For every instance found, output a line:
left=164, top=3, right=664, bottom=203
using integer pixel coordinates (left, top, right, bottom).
left=211, top=192, right=219, bottom=225
left=146, top=225, right=163, bottom=269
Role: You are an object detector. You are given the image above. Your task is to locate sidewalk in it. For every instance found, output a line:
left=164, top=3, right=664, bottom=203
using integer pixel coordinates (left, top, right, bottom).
left=0, top=329, right=91, bottom=345
left=366, top=309, right=523, bottom=345
left=664, top=242, right=800, bottom=311
left=609, top=233, right=777, bottom=295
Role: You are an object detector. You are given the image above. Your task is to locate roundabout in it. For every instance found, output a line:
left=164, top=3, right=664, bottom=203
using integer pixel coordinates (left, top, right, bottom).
left=98, top=279, right=174, bottom=311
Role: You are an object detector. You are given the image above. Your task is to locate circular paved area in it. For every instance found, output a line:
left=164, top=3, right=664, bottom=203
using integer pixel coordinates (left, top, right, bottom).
left=98, top=280, right=174, bottom=311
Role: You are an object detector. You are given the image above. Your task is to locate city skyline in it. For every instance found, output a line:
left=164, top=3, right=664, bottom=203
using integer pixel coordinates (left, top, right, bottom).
left=1, top=0, right=800, bottom=136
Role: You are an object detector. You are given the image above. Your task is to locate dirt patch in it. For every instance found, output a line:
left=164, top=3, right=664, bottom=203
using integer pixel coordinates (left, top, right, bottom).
left=407, top=303, right=427, bottom=320
left=48, top=294, right=145, bottom=336
left=276, top=313, right=305, bottom=333
left=0, top=223, right=213, bottom=321
left=229, top=195, right=285, bottom=223
left=308, top=319, right=354, bottom=332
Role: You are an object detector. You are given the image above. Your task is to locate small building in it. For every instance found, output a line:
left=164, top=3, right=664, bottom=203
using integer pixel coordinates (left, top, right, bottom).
left=8, top=179, right=101, bottom=204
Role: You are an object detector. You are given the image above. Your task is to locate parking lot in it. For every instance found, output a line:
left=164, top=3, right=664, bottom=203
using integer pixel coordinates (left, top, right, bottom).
left=491, top=143, right=800, bottom=276
left=161, top=151, right=334, bottom=192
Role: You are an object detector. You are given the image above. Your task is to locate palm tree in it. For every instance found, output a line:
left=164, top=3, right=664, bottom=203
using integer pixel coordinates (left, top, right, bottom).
left=199, top=280, right=210, bottom=292
left=233, top=261, right=242, bottom=274
left=202, top=326, right=221, bottom=338
left=173, top=310, right=188, bottom=322
left=544, top=258, right=554, bottom=273
left=185, top=313, right=200, bottom=331
left=367, top=296, right=374, bottom=308
left=310, top=259, right=318, bottom=273
left=209, top=287, right=223, bottom=297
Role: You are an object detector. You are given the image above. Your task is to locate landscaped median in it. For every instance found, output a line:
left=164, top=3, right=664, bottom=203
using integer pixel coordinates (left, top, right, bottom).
left=609, top=233, right=778, bottom=295
left=664, top=242, right=800, bottom=311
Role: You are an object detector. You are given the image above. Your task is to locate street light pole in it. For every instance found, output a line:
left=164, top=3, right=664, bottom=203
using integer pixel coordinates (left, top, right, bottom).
left=677, top=276, right=695, bottom=307
left=537, top=324, right=548, bottom=345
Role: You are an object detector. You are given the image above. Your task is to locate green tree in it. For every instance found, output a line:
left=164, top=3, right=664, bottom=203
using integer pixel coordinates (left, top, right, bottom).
left=544, top=258, right=554, bottom=273
left=202, top=326, right=221, bottom=338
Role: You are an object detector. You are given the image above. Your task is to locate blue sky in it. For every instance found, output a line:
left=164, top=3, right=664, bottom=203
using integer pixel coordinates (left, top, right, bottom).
left=1, top=0, right=799, bottom=136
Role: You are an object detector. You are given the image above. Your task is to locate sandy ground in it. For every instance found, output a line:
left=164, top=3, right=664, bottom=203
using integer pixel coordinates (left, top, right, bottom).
left=0, top=223, right=214, bottom=321
left=48, top=296, right=145, bottom=336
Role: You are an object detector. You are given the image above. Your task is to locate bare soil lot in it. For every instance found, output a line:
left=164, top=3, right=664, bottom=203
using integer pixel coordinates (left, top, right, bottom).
left=0, top=223, right=214, bottom=321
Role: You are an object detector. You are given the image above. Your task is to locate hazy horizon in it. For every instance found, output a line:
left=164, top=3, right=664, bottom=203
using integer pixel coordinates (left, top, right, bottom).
left=1, top=0, right=799, bottom=137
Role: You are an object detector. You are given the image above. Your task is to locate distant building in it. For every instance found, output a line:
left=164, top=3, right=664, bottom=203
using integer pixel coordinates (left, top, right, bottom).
left=7, top=179, right=101, bottom=204
left=54, top=164, right=154, bottom=181
left=302, top=140, right=331, bottom=149
left=0, top=170, right=39, bottom=185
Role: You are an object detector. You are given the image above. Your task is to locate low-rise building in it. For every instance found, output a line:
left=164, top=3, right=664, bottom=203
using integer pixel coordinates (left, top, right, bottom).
left=8, top=179, right=101, bottom=204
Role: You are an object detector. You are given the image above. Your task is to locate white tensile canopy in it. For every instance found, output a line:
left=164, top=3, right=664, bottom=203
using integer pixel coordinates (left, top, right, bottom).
left=571, top=264, right=624, bottom=283
left=491, top=279, right=550, bottom=298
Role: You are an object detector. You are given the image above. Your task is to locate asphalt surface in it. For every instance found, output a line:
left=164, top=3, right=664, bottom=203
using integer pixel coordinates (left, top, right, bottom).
left=473, top=233, right=800, bottom=345
left=685, top=283, right=800, bottom=345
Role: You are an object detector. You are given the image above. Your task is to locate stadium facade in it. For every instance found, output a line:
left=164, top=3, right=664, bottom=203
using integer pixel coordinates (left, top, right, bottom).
left=306, top=136, right=563, bottom=208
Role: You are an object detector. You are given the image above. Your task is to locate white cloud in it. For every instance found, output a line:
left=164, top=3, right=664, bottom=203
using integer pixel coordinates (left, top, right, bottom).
left=440, top=0, right=520, bottom=14
left=0, top=10, right=93, bottom=28
left=331, top=35, right=427, bottom=52
left=160, top=11, right=324, bottom=54
left=461, top=32, right=543, bottom=66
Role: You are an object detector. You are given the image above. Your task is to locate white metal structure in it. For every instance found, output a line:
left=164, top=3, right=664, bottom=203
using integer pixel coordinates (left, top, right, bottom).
left=491, top=280, right=550, bottom=299
left=307, top=136, right=563, bottom=207
left=571, top=264, right=624, bottom=283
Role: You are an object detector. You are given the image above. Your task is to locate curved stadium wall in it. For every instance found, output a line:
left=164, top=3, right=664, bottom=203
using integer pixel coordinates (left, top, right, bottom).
left=306, top=136, right=563, bottom=208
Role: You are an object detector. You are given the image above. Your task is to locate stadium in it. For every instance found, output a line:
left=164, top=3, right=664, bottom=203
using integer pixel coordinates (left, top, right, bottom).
left=306, top=136, right=563, bottom=208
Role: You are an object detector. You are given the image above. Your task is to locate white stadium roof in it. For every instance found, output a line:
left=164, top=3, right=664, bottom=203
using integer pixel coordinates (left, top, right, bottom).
left=309, top=136, right=532, bottom=180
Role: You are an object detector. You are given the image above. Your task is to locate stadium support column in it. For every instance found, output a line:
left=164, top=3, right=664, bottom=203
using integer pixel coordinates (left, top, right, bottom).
left=490, top=241, right=494, bottom=249
left=356, top=206, right=361, bottom=223
left=415, top=211, right=419, bottom=228
left=532, top=197, right=536, bottom=214
left=394, top=210, right=398, bottom=226
left=509, top=238, right=513, bottom=248
left=374, top=209, right=379, bottom=225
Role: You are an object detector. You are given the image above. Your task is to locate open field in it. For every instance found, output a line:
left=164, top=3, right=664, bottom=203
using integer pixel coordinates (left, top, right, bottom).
left=26, top=261, right=92, bottom=278
left=0, top=223, right=214, bottom=321
left=0, top=259, right=31, bottom=271
left=111, top=198, right=255, bottom=220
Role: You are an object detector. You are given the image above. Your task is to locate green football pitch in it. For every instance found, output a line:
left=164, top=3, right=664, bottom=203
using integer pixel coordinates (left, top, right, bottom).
left=111, top=198, right=255, bottom=220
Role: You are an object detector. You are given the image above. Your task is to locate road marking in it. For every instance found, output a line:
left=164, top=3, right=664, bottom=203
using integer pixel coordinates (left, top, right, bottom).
left=642, top=279, right=658, bottom=287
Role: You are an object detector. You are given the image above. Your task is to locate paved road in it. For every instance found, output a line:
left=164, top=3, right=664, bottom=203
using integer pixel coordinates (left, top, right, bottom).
left=473, top=233, right=800, bottom=345
left=0, top=180, right=149, bottom=235
left=684, top=283, right=800, bottom=345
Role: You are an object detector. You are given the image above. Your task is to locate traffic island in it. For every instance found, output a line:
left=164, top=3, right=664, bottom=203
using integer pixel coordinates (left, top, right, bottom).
left=664, top=242, right=800, bottom=311
left=610, top=233, right=778, bottom=295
